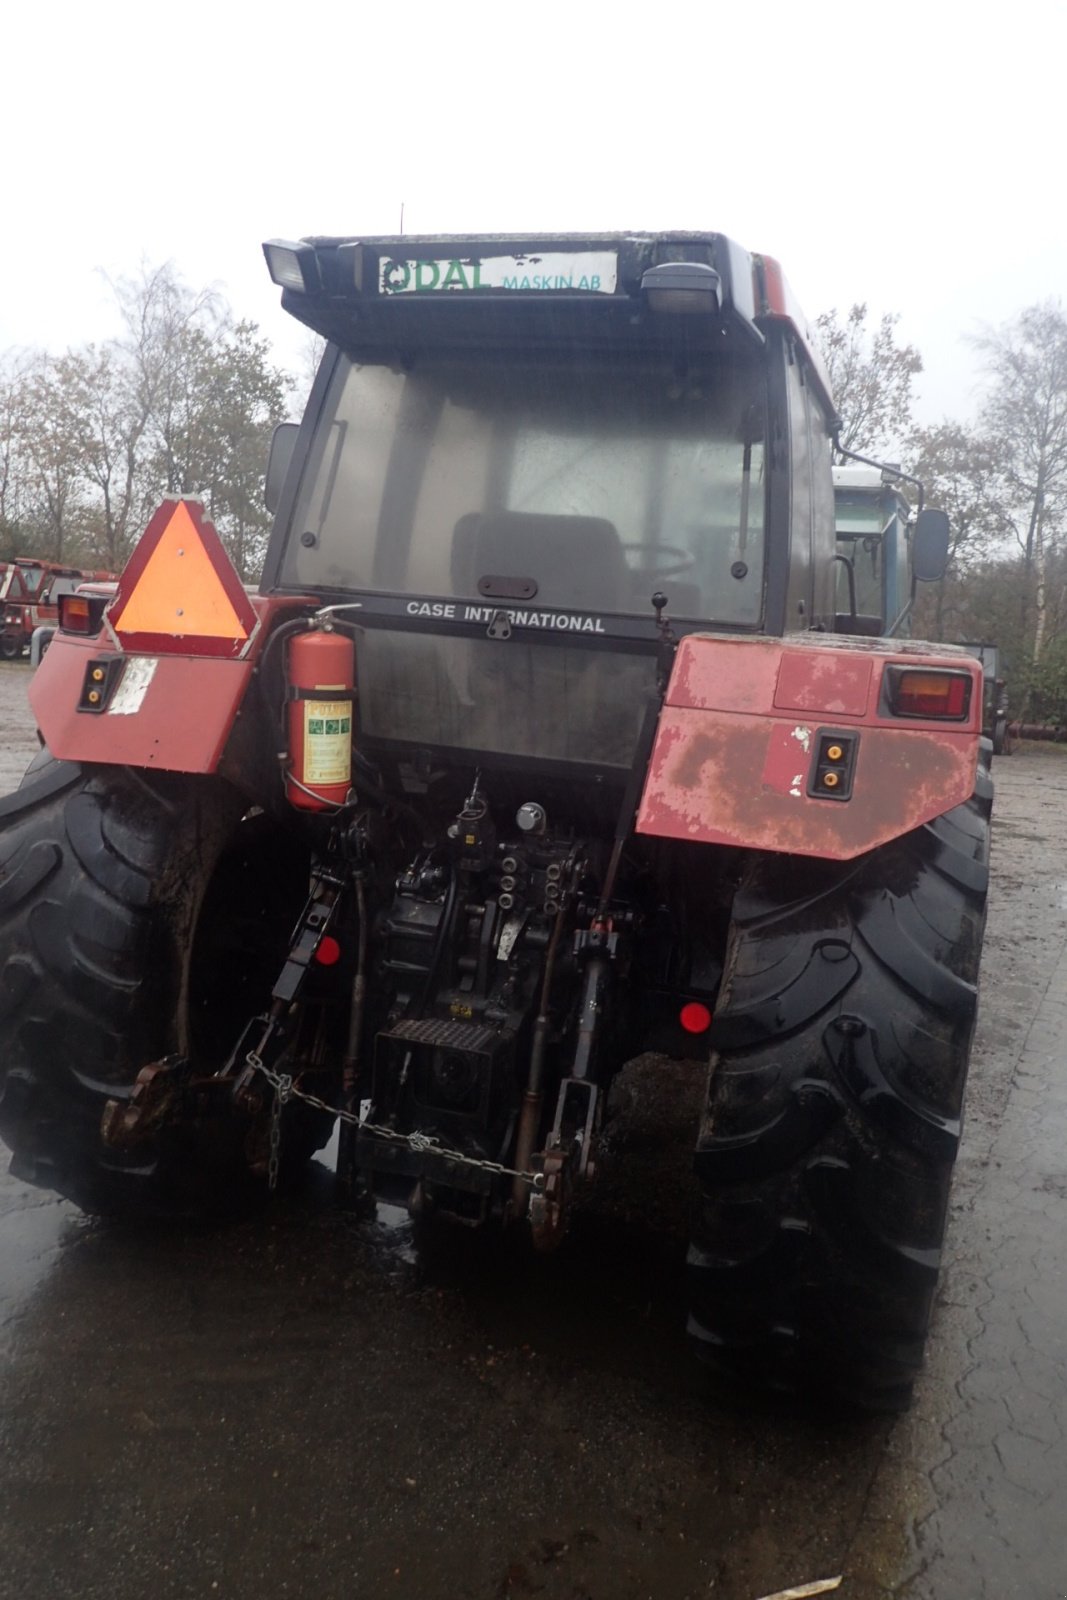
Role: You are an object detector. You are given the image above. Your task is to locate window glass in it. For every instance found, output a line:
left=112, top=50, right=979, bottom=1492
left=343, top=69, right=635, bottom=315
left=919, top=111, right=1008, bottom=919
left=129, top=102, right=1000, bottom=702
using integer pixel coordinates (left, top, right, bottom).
left=784, top=354, right=812, bottom=626
left=282, top=355, right=766, bottom=625
left=835, top=535, right=885, bottom=617
left=14, top=566, right=43, bottom=596
left=885, top=507, right=912, bottom=628
left=833, top=489, right=912, bottom=628
left=806, top=386, right=837, bottom=627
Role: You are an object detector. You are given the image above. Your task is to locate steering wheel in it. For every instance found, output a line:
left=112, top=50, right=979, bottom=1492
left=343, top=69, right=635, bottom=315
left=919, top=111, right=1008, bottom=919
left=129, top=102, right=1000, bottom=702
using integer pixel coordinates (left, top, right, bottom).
left=621, top=542, right=695, bottom=579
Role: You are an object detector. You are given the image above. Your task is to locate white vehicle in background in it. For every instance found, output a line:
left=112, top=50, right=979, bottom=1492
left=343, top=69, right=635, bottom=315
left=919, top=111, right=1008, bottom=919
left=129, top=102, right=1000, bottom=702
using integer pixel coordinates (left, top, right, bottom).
left=832, top=466, right=1009, bottom=752
left=831, top=464, right=915, bottom=636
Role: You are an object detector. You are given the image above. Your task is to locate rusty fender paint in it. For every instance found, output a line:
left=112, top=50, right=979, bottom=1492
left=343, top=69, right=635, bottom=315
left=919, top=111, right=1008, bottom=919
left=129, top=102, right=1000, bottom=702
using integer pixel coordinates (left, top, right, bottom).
left=28, top=595, right=305, bottom=775
left=636, top=633, right=982, bottom=861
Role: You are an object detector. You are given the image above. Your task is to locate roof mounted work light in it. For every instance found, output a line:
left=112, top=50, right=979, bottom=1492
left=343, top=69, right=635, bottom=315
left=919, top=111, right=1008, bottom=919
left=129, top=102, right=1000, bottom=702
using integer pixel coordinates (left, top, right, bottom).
left=262, top=240, right=321, bottom=294
left=641, top=261, right=721, bottom=315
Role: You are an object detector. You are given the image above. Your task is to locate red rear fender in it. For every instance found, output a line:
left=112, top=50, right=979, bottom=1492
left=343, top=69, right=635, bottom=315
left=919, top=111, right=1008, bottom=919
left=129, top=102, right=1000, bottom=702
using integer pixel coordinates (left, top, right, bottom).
left=28, top=595, right=304, bottom=778
left=637, top=634, right=983, bottom=861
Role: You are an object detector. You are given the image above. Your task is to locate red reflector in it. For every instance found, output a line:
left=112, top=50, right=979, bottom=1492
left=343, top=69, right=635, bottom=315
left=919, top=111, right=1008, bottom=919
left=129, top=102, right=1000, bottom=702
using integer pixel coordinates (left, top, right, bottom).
left=314, top=935, right=342, bottom=967
left=888, top=668, right=971, bottom=720
left=680, top=1002, right=713, bottom=1034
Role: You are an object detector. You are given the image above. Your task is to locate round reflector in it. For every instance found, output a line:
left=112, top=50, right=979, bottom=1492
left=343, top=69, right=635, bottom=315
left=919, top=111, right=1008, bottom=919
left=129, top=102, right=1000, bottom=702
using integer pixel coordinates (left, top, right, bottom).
left=679, top=1002, right=712, bottom=1034
left=314, top=935, right=342, bottom=967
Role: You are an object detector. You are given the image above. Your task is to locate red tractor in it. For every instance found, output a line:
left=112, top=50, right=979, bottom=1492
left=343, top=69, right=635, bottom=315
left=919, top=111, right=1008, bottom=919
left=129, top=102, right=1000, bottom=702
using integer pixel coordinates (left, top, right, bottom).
left=0, top=558, right=116, bottom=659
left=0, top=233, right=989, bottom=1410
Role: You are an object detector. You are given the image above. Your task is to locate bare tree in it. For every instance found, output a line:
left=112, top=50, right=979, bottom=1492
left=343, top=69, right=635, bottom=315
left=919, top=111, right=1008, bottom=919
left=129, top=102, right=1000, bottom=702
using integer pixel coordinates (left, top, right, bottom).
left=0, top=352, right=32, bottom=551
left=106, top=262, right=226, bottom=499
left=909, top=422, right=1003, bottom=639
left=172, top=320, right=292, bottom=578
left=60, top=344, right=155, bottom=571
left=972, top=301, right=1067, bottom=666
left=816, top=303, right=923, bottom=456
left=1, top=262, right=291, bottom=577
left=16, top=354, right=89, bottom=562
left=103, top=266, right=291, bottom=575
left=294, top=331, right=327, bottom=417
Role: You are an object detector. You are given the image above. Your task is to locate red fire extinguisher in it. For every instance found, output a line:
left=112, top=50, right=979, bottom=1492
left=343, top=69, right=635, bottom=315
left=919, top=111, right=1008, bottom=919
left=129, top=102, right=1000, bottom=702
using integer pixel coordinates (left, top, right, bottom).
left=285, top=629, right=355, bottom=811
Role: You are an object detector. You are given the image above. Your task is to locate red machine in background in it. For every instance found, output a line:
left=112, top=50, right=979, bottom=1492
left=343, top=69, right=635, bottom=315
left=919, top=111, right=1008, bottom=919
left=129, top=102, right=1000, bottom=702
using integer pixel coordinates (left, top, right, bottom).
left=0, top=559, right=115, bottom=659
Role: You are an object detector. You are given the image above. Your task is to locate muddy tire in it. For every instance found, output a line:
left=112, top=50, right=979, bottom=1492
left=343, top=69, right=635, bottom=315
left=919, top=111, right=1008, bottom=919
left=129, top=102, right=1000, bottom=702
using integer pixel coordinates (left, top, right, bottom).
left=0, top=756, right=318, bottom=1216
left=688, top=763, right=992, bottom=1410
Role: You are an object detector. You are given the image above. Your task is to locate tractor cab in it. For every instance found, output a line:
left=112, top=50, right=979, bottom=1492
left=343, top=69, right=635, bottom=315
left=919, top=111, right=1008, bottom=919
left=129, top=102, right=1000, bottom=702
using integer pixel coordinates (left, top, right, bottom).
left=261, top=234, right=839, bottom=787
left=961, top=640, right=1010, bottom=752
left=832, top=464, right=915, bottom=636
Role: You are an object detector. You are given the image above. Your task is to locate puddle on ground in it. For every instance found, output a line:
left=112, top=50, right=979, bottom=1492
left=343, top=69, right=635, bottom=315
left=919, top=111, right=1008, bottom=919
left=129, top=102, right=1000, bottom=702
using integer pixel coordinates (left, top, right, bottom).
left=311, top=1117, right=340, bottom=1173
left=310, top=1117, right=419, bottom=1262
left=0, top=1184, right=78, bottom=1349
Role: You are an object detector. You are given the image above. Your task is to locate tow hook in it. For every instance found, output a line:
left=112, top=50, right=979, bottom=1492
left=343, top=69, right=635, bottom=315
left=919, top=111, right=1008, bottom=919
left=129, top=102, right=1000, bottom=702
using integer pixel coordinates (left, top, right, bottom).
left=100, top=1057, right=192, bottom=1149
left=100, top=1056, right=247, bottom=1151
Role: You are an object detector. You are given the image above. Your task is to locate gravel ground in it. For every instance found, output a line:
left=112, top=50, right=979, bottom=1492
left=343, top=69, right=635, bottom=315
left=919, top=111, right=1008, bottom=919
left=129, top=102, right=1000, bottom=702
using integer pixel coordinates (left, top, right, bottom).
left=0, top=662, right=38, bottom=790
left=0, top=659, right=1065, bottom=1599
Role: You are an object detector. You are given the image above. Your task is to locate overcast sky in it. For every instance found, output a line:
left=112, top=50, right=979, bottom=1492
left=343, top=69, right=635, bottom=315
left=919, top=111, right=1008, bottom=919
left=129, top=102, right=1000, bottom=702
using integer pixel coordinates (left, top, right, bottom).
left=4, top=0, right=1064, bottom=428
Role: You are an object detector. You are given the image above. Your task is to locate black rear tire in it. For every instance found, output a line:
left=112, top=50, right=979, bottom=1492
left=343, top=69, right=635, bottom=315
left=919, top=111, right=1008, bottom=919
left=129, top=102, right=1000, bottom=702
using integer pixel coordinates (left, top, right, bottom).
left=688, top=763, right=992, bottom=1410
left=0, top=758, right=317, bottom=1216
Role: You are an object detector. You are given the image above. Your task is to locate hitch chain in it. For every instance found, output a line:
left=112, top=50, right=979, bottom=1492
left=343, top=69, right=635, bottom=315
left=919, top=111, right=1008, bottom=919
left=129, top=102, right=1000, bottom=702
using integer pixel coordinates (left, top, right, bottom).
left=246, top=1052, right=545, bottom=1192
left=266, top=1065, right=293, bottom=1193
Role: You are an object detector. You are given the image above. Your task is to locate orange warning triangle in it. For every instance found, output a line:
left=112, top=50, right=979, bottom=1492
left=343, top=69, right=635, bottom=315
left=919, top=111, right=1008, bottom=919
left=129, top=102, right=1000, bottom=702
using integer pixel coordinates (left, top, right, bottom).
left=109, top=499, right=258, bottom=656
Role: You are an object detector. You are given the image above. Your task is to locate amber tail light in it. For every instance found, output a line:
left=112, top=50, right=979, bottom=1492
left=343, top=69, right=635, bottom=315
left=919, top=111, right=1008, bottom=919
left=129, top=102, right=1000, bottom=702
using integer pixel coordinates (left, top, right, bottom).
left=58, top=594, right=108, bottom=635
left=886, top=667, right=972, bottom=720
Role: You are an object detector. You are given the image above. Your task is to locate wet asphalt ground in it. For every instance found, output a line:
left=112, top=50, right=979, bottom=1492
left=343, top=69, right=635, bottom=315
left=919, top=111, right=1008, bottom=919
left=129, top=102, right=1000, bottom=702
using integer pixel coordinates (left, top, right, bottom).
left=0, top=659, right=1065, bottom=1600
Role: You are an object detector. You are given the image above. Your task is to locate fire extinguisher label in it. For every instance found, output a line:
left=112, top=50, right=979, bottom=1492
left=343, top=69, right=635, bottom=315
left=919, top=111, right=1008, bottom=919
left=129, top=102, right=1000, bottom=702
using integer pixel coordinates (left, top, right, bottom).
left=303, top=699, right=352, bottom=785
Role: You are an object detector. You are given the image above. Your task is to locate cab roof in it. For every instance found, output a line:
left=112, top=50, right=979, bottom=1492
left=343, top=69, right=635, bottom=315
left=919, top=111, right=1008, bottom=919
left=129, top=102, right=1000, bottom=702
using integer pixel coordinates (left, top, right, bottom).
left=263, top=229, right=834, bottom=410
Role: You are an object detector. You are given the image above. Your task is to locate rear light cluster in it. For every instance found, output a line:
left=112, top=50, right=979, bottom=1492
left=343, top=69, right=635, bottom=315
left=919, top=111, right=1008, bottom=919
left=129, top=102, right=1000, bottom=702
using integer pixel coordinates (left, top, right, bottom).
left=885, top=667, right=972, bottom=721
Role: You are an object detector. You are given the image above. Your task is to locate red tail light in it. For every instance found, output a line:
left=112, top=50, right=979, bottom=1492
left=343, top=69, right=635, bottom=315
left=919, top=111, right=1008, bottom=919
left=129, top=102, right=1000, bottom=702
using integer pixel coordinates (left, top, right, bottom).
left=886, top=667, right=972, bottom=720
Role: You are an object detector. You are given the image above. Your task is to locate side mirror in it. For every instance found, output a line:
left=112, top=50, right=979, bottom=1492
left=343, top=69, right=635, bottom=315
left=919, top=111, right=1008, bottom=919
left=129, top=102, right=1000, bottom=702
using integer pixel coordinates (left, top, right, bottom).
left=912, top=507, right=950, bottom=583
left=265, top=423, right=299, bottom=514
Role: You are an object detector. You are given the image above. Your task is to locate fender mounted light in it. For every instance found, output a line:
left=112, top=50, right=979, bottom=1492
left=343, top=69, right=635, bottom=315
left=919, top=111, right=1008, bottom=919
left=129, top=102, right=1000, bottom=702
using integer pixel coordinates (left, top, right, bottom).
left=886, top=667, right=972, bottom=720
left=58, top=593, right=108, bottom=635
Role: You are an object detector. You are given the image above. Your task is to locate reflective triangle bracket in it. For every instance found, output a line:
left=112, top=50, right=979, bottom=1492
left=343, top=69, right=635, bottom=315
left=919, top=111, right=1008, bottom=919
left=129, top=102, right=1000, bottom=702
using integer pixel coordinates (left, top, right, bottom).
left=108, top=498, right=259, bottom=658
